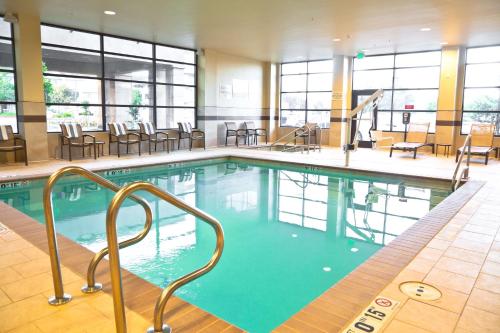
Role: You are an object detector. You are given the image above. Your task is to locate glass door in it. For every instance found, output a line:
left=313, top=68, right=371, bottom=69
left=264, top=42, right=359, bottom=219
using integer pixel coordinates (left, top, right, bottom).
left=351, top=90, right=378, bottom=148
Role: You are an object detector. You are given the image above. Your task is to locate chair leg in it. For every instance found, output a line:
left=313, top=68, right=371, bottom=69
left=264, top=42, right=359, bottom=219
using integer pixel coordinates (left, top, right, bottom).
left=126, top=142, right=129, bottom=154
left=178, top=137, right=181, bottom=150
left=82, top=145, right=85, bottom=158
left=23, top=144, right=28, bottom=166
left=189, top=138, right=193, bottom=151
left=389, top=147, right=393, bottom=157
left=117, top=142, right=121, bottom=158
left=69, top=145, right=72, bottom=162
left=138, top=141, right=141, bottom=156
left=149, top=140, right=152, bottom=155
left=225, top=135, right=228, bottom=146
left=485, top=153, right=489, bottom=165
left=60, top=138, right=63, bottom=160
left=203, top=138, right=206, bottom=150
left=93, top=144, right=97, bottom=160
left=413, top=149, right=417, bottom=159
left=455, top=150, right=459, bottom=163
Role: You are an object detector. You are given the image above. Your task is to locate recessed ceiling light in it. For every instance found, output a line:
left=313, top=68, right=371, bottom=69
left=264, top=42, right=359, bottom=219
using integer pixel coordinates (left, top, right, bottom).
left=332, top=38, right=341, bottom=42
left=104, top=10, right=116, bottom=15
left=420, top=27, right=431, bottom=32
left=440, top=41, right=448, bottom=45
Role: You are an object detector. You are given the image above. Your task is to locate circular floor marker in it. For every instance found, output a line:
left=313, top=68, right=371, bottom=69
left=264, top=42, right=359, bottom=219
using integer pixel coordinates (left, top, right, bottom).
left=399, top=281, right=442, bottom=301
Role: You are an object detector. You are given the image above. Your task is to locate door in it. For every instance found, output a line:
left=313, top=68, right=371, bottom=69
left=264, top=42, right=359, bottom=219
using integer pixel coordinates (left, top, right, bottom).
left=351, top=90, right=378, bottom=148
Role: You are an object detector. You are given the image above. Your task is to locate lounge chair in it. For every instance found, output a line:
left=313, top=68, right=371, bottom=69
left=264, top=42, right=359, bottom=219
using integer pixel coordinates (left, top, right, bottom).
left=178, top=122, right=205, bottom=150
left=139, top=122, right=172, bottom=154
left=244, top=121, right=267, bottom=145
left=224, top=122, right=246, bottom=146
left=390, top=122, right=431, bottom=159
left=455, top=123, right=496, bottom=165
left=0, top=125, right=28, bottom=166
left=370, top=130, right=393, bottom=149
left=59, top=123, right=98, bottom=161
left=294, top=122, right=321, bottom=150
left=108, top=122, right=141, bottom=157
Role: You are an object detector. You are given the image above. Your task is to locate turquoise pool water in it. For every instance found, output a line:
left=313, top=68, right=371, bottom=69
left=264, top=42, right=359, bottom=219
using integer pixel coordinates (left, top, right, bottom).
left=0, top=158, right=450, bottom=332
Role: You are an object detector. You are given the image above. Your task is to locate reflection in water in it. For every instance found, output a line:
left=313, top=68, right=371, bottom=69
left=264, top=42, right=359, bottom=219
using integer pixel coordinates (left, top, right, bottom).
left=0, top=161, right=450, bottom=333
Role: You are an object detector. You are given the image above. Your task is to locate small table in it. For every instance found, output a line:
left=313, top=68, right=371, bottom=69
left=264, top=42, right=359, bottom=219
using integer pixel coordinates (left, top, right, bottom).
left=90, top=141, right=105, bottom=158
left=435, top=143, right=452, bottom=157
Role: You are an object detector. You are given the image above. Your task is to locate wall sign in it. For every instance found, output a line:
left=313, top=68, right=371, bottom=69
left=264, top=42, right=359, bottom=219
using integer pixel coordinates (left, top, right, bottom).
left=341, top=296, right=400, bottom=333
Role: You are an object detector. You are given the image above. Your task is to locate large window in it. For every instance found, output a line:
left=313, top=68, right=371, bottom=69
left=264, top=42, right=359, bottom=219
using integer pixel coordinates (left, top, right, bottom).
left=280, top=60, right=333, bottom=128
left=41, top=25, right=196, bottom=132
left=0, top=19, right=17, bottom=132
left=352, top=51, right=441, bottom=133
left=462, top=46, right=500, bottom=135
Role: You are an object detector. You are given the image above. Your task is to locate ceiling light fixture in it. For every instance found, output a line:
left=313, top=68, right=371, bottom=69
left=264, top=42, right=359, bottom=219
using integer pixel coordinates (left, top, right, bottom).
left=332, top=38, right=341, bottom=42
left=440, top=41, right=448, bottom=45
left=104, top=10, right=116, bottom=15
left=420, top=27, right=431, bottom=32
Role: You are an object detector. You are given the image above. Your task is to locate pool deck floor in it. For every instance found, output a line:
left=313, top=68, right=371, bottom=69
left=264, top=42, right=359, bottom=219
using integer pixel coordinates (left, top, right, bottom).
left=1, top=146, right=500, bottom=332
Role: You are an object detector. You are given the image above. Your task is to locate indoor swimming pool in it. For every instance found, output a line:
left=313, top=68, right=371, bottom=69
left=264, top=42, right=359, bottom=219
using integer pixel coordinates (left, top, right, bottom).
left=0, top=158, right=451, bottom=332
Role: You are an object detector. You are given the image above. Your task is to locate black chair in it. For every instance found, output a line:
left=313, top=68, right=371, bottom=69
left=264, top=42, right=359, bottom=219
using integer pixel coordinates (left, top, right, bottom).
left=59, top=123, right=98, bottom=161
left=139, top=122, right=170, bottom=154
left=177, top=122, right=205, bottom=150
left=0, top=125, right=28, bottom=166
left=244, top=121, right=267, bottom=145
left=108, top=122, right=141, bottom=157
left=224, top=122, right=246, bottom=147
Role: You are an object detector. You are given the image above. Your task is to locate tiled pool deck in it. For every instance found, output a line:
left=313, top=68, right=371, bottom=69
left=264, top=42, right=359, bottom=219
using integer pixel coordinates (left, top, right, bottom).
left=1, top=147, right=500, bottom=332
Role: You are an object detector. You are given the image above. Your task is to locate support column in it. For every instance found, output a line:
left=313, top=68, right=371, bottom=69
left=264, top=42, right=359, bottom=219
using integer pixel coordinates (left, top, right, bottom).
left=330, top=56, right=352, bottom=147
left=14, top=11, right=49, bottom=161
left=435, top=46, right=465, bottom=151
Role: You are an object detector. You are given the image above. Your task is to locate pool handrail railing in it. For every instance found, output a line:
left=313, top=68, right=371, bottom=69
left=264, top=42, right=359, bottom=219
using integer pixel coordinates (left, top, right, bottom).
left=451, top=134, right=472, bottom=191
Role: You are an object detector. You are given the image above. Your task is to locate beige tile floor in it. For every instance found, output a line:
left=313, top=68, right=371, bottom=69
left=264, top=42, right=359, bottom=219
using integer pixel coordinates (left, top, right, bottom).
left=1, top=146, right=500, bottom=332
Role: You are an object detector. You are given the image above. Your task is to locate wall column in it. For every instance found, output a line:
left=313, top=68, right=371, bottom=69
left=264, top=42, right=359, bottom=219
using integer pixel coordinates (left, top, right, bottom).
left=14, top=11, right=49, bottom=161
left=330, top=56, right=352, bottom=147
left=435, top=46, right=465, bottom=150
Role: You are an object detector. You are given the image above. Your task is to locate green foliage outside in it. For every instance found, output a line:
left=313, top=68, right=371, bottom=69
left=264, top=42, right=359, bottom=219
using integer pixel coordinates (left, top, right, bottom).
left=0, top=72, right=15, bottom=104
left=128, top=89, right=142, bottom=122
left=467, top=94, right=500, bottom=133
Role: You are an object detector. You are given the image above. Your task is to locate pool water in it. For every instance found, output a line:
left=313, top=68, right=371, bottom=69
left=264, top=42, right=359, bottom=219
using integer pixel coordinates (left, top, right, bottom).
left=0, top=158, right=451, bottom=332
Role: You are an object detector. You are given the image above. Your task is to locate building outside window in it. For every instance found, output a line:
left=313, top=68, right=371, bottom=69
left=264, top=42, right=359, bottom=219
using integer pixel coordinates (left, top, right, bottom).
left=462, top=46, right=500, bottom=135
left=352, top=51, right=441, bottom=133
left=280, top=60, right=333, bottom=128
left=41, top=25, right=196, bottom=132
left=0, top=19, right=17, bottom=132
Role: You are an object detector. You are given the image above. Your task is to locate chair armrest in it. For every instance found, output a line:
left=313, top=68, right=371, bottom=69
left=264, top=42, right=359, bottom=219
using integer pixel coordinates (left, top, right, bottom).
left=192, top=129, right=205, bottom=134
left=14, top=137, right=26, bottom=145
left=156, top=131, right=170, bottom=138
left=127, top=132, right=140, bottom=140
left=236, top=129, right=247, bottom=135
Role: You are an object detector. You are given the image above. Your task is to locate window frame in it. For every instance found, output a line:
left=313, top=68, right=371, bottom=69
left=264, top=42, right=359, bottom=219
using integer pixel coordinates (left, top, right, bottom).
left=351, top=50, right=442, bottom=134
left=41, top=23, right=197, bottom=133
left=460, top=45, right=500, bottom=136
left=0, top=19, right=19, bottom=133
left=279, top=59, right=333, bottom=129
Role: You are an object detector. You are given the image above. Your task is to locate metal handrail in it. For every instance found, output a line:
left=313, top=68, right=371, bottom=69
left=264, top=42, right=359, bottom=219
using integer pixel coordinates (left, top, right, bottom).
left=105, top=182, right=224, bottom=333
left=43, top=166, right=153, bottom=305
left=451, top=134, right=472, bottom=191
left=271, top=123, right=320, bottom=153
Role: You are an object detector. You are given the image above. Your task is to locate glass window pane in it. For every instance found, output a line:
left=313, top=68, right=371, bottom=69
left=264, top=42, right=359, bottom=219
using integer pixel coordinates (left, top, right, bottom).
left=156, top=108, right=195, bottom=129
left=462, top=112, right=500, bottom=135
left=156, top=61, right=195, bottom=85
left=0, top=72, right=15, bottom=102
left=281, top=75, right=306, bottom=92
left=156, top=46, right=195, bottom=64
left=307, top=73, right=332, bottom=91
left=354, top=55, right=394, bottom=70
left=376, top=111, right=392, bottom=131
left=465, top=63, right=500, bottom=87
left=463, top=88, right=500, bottom=111
left=467, top=46, right=500, bottom=64
left=281, top=110, right=305, bottom=127
left=46, top=105, right=103, bottom=132
left=307, top=92, right=331, bottom=109
left=394, top=67, right=440, bottom=88
left=104, top=55, right=153, bottom=82
left=0, top=103, right=17, bottom=132
left=104, top=36, right=152, bottom=58
left=105, top=106, right=153, bottom=129
left=42, top=46, right=102, bottom=77
left=0, top=40, right=13, bottom=70
left=281, top=62, right=307, bottom=75
left=395, top=51, right=441, bottom=67
left=44, top=77, right=101, bottom=104
left=353, top=69, right=393, bottom=89
left=392, top=112, right=436, bottom=132
left=307, top=111, right=330, bottom=128
left=156, top=85, right=195, bottom=107
left=0, top=20, right=11, bottom=38
left=41, top=26, right=100, bottom=50
left=105, top=81, right=153, bottom=105
left=392, top=90, right=438, bottom=110
left=281, top=93, right=306, bottom=109
left=378, top=91, right=392, bottom=110
left=308, top=60, right=333, bottom=73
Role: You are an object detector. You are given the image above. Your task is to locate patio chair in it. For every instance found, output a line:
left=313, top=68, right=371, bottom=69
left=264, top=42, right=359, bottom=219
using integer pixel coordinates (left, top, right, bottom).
left=0, top=125, right=28, bottom=166
left=224, top=122, right=247, bottom=146
left=108, top=122, right=141, bottom=157
left=455, top=123, right=495, bottom=165
left=139, top=122, right=172, bottom=154
left=370, top=130, right=393, bottom=149
left=390, top=122, right=431, bottom=159
left=294, top=123, right=321, bottom=150
left=59, top=123, right=98, bottom=161
left=244, top=121, right=267, bottom=145
left=178, top=122, right=205, bottom=150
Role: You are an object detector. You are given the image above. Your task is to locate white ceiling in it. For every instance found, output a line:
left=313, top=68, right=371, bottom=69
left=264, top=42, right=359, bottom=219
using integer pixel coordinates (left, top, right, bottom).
left=1, top=0, right=500, bottom=62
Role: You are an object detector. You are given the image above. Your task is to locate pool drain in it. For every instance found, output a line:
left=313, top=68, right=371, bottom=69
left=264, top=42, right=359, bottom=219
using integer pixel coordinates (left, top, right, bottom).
left=399, top=281, right=442, bottom=301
